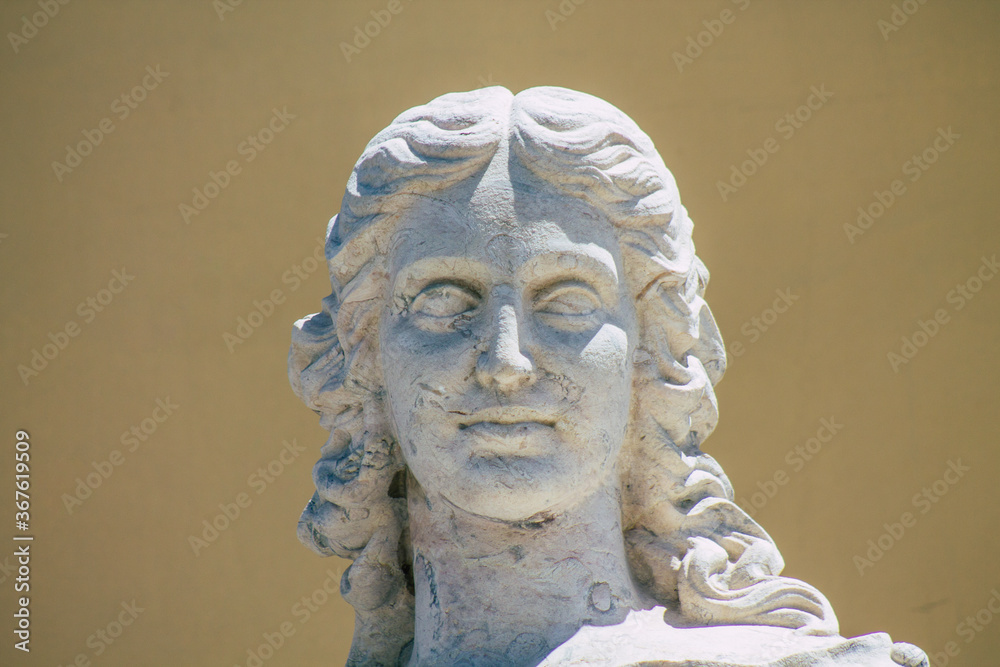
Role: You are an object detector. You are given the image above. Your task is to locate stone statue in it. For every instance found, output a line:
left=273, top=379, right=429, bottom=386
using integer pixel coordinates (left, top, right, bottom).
left=289, top=87, right=927, bottom=666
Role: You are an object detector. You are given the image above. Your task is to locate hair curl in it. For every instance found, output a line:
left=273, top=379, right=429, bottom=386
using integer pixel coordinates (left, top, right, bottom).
left=289, top=86, right=837, bottom=666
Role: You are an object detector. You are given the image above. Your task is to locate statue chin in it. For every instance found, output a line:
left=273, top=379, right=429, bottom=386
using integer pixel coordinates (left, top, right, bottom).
left=425, top=451, right=617, bottom=523
left=440, top=472, right=584, bottom=523
left=543, top=608, right=926, bottom=667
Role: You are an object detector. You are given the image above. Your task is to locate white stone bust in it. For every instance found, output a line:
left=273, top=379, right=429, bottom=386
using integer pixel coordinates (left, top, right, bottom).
left=289, top=86, right=927, bottom=667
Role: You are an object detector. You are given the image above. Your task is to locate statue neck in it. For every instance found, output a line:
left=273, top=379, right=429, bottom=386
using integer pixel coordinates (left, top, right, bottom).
left=406, top=477, right=645, bottom=666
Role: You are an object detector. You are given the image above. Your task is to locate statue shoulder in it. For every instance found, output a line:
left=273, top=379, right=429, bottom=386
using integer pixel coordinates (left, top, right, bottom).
left=539, top=607, right=928, bottom=666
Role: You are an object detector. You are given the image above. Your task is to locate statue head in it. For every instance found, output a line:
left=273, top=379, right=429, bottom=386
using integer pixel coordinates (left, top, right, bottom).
left=289, top=86, right=836, bottom=663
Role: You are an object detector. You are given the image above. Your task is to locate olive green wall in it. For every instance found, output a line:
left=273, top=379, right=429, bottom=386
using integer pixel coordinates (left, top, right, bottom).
left=1, top=1, right=997, bottom=665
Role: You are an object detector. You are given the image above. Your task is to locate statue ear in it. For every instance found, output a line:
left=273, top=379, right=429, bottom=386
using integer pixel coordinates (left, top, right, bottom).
left=691, top=282, right=726, bottom=385
left=289, top=294, right=345, bottom=415
left=297, top=492, right=340, bottom=557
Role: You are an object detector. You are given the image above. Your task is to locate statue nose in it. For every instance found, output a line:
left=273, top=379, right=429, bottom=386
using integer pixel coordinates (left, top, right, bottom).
left=475, top=302, right=535, bottom=392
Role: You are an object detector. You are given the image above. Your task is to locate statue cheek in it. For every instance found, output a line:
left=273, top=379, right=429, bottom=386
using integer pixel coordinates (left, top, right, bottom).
left=579, top=324, right=631, bottom=376
left=399, top=422, right=436, bottom=460
left=381, top=320, right=480, bottom=382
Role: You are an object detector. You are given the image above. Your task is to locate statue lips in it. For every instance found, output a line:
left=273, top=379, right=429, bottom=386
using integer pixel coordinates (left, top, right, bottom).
left=457, top=406, right=560, bottom=454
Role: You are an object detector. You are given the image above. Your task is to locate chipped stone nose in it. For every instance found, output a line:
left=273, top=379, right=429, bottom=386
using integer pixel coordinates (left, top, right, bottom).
left=475, top=299, right=535, bottom=392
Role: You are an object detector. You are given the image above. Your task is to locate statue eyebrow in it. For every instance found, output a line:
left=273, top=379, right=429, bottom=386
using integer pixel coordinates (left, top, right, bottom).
left=519, top=251, right=620, bottom=305
left=391, top=256, right=488, bottom=298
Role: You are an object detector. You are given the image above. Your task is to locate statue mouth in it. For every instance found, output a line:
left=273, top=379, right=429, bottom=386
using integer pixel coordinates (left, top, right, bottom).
left=460, top=421, right=555, bottom=441
left=456, top=407, right=559, bottom=449
left=457, top=406, right=558, bottom=430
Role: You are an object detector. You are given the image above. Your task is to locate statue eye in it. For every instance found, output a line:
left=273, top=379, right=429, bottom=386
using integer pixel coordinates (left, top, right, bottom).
left=411, top=283, right=480, bottom=320
left=535, top=283, right=602, bottom=328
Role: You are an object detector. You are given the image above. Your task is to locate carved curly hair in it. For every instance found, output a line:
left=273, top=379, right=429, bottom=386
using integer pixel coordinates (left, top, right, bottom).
left=289, top=86, right=837, bottom=666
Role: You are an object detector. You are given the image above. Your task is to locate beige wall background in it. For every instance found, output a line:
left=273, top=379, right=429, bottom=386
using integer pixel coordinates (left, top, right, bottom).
left=1, top=1, right=997, bottom=665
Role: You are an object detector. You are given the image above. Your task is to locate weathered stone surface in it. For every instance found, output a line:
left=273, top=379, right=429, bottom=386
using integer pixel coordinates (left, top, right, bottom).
left=542, top=608, right=925, bottom=666
left=289, top=86, right=927, bottom=666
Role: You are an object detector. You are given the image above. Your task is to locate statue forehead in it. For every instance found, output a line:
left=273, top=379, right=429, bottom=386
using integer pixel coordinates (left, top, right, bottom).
left=385, top=184, right=618, bottom=276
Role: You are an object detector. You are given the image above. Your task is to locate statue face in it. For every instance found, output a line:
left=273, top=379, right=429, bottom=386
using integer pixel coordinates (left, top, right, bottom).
left=379, top=178, right=637, bottom=521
